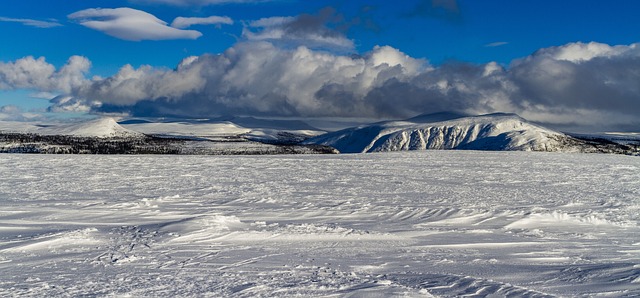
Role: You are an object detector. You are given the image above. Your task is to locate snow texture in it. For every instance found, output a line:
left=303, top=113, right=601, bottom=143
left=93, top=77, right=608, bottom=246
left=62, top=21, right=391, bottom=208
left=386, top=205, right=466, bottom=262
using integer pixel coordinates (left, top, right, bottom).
left=1, top=151, right=639, bottom=297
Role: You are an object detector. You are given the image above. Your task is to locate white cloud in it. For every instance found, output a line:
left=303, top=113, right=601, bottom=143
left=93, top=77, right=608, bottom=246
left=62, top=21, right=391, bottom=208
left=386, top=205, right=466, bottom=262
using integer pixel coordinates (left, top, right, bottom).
left=0, top=56, right=55, bottom=90
left=0, top=17, right=62, bottom=28
left=68, top=7, right=202, bottom=41
left=171, top=16, right=233, bottom=29
left=29, top=91, right=57, bottom=99
left=0, top=56, right=90, bottom=93
left=521, top=41, right=639, bottom=63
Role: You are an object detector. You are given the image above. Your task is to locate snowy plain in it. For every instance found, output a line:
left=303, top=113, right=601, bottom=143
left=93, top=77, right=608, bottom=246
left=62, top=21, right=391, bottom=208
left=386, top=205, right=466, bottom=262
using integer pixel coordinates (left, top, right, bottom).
left=1, top=151, right=639, bottom=297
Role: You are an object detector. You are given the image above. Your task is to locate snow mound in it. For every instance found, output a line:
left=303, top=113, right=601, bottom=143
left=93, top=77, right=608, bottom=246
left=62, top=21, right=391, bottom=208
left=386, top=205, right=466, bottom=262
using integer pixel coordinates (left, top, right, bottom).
left=50, top=118, right=145, bottom=138
left=304, top=113, right=578, bottom=153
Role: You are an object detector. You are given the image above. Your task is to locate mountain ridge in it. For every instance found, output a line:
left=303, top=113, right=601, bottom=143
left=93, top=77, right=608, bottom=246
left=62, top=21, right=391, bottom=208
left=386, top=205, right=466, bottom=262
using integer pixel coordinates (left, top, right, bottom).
left=2, top=113, right=638, bottom=155
left=303, top=113, right=635, bottom=154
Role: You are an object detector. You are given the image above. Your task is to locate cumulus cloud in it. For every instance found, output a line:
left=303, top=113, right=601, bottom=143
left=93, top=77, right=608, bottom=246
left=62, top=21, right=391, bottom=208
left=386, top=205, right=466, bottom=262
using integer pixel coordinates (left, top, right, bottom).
left=171, top=16, right=233, bottom=29
left=0, top=17, right=62, bottom=28
left=0, top=55, right=90, bottom=93
left=242, top=7, right=355, bottom=51
left=3, top=41, right=640, bottom=131
left=509, top=43, right=640, bottom=115
left=65, top=43, right=429, bottom=118
left=68, top=8, right=202, bottom=41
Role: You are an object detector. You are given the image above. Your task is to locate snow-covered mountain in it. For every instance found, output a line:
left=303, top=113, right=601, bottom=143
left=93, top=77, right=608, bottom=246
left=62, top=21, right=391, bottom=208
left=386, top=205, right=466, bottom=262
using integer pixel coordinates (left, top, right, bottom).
left=0, top=117, right=145, bottom=138
left=304, top=113, right=587, bottom=153
left=45, top=117, right=145, bottom=138
left=121, top=120, right=250, bottom=140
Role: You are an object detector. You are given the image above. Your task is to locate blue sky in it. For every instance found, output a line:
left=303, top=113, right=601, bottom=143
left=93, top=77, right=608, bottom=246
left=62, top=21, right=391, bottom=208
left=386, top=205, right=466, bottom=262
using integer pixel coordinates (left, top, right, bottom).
left=1, top=0, right=640, bottom=131
left=3, top=0, right=639, bottom=70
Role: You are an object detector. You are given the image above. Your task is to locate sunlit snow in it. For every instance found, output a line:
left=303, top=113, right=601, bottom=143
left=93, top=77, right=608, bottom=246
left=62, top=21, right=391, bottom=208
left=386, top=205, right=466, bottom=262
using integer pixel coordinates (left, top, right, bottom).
left=1, top=151, right=639, bottom=297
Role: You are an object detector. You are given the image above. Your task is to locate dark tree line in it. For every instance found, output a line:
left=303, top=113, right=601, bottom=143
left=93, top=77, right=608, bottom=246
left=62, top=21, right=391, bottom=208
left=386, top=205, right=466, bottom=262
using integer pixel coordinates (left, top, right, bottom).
left=0, top=133, right=183, bottom=154
left=0, top=133, right=337, bottom=155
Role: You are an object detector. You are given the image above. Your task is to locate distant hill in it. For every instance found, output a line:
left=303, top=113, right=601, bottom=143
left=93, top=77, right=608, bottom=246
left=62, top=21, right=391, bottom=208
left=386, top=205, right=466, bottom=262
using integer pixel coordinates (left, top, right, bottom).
left=304, top=113, right=638, bottom=155
left=0, top=117, right=335, bottom=155
left=45, top=117, right=146, bottom=138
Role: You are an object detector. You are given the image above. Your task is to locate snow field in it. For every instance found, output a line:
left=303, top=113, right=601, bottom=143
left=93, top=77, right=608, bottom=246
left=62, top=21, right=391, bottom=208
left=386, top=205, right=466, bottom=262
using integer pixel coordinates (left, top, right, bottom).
left=0, top=151, right=639, bottom=297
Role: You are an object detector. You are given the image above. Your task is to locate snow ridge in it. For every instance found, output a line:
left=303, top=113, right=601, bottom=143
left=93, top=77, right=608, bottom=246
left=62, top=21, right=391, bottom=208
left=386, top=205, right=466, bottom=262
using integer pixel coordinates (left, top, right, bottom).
left=305, top=113, right=576, bottom=153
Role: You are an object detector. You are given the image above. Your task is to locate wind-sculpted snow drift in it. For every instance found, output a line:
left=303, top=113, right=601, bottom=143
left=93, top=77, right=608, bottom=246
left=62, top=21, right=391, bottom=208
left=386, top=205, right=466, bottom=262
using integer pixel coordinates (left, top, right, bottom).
left=304, top=113, right=637, bottom=154
left=1, top=152, right=639, bottom=297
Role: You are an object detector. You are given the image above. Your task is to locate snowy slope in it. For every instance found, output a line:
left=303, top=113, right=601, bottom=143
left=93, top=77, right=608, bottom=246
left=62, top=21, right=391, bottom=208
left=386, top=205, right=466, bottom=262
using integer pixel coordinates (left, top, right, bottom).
left=122, top=120, right=251, bottom=140
left=46, top=117, right=145, bottom=138
left=305, top=113, right=580, bottom=153
left=0, top=120, right=41, bottom=134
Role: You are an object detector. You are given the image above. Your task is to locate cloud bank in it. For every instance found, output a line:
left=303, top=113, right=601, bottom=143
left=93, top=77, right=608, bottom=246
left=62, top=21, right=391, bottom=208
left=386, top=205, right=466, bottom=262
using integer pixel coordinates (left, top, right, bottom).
left=68, top=8, right=202, bottom=41
left=1, top=41, right=639, bottom=131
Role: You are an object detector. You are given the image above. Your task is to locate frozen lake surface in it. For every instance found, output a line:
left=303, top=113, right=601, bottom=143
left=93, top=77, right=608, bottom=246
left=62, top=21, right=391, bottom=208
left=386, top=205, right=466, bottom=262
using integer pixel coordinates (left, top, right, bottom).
left=1, top=151, right=639, bottom=297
